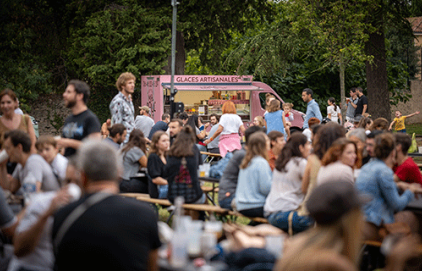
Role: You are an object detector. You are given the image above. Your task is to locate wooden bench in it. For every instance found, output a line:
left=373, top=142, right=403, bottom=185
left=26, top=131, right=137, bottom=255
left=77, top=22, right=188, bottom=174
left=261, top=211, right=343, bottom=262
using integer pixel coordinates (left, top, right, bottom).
left=228, top=211, right=269, bottom=224
left=200, top=151, right=222, bottom=163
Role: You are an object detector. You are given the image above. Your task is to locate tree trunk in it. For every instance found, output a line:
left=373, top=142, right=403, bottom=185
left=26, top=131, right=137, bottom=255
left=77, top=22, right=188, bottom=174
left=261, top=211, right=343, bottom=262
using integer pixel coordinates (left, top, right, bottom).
left=339, top=56, right=346, bottom=123
left=163, top=31, right=186, bottom=75
left=365, top=22, right=390, bottom=121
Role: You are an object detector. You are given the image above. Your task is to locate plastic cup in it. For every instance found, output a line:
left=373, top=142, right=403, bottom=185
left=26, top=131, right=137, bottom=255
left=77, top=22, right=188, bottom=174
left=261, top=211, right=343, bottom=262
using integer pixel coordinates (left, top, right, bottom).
left=0, top=149, right=9, bottom=163
left=187, top=221, right=203, bottom=258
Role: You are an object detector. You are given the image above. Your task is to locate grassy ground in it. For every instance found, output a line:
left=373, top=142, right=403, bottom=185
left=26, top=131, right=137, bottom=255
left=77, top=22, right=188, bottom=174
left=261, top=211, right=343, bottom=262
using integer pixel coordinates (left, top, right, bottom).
left=405, top=123, right=422, bottom=136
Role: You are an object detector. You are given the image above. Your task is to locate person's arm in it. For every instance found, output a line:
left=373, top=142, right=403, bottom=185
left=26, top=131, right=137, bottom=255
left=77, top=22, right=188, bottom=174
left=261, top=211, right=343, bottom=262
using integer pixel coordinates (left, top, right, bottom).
left=14, top=189, right=71, bottom=257
left=147, top=249, right=158, bottom=271
left=151, top=177, right=167, bottom=185
left=204, top=125, right=223, bottom=145
left=1, top=164, right=21, bottom=193
left=389, top=120, right=396, bottom=131
left=196, top=130, right=206, bottom=140
left=405, top=111, right=420, bottom=118
left=301, top=158, right=312, bottom=194
left=26, top=116, right=37, bottom=153
left=362, top=104, right=367, bottom=115
left=56, top=138, right=83, bottom=150
left=138, top=155, right=148, bottom=168
left=239, top=124, right=246, bottom=135
left=350, top=101, right=358, bottom=109
left=282, top=114, right=290, bottom=138
left=379, top=170, right=414, bottom=212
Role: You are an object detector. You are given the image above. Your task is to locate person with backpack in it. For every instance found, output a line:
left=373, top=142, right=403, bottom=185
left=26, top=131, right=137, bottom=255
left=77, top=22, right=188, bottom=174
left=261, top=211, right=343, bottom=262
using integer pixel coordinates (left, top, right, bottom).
left=164, top=126, right=205, bottom=204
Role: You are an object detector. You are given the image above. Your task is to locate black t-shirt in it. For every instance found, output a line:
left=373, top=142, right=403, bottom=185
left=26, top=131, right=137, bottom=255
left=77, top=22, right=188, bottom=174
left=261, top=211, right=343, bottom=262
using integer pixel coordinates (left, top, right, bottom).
left=148, top=121, right=168, bottom=140
left=52, top=194, right=161, bottom=271
left=147, top=153, right=166, bottom=198
left=354, top=95, right=368, bottom=116
left=164, top=145, right=203, bottom=203
left=62, top=110, right=101, bottom=157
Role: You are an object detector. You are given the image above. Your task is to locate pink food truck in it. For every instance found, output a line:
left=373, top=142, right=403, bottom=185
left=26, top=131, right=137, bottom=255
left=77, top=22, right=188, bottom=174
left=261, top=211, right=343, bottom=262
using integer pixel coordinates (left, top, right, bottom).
left=140, top=75, right=304, bottom=130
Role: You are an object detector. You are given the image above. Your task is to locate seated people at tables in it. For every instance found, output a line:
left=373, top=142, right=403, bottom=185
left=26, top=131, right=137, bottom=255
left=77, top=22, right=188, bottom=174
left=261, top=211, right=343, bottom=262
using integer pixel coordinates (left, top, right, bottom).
left=147, top=131, right=169, bottom=199
left=302, top=117, right=320, bottom=143
left=393, top=133, right=422, bottom=185
left=148, top=113, right=170, bottom=140
left=267, top=130, right=285, bottom=171
left=52, top=140, right=161, bottom=271
left=36, top=136, right=68, bottom=183
left=317, top=138, right=359, bottom=186
left=207, top=114, right=221, bottom=154
left=235, top=132, right=272, bottom=218
left=300, top=122, right=346, bottom=218
left=164, top=126, right=205, bottom=204
left=264, top=99, right=289, bottom=138
left=264, top=133, right=313, bottom=233
left=119, top=129, right=148, bottom=193
left=274, top=182, right=367, bottom=271
left=186, top=114, right=207, bottom=160
left=356, top=133, right=421, bottom=241
left=218, top=126, right=265, bottom=210
left=103, top=123, right=126, bottom=150
left=0, top=130, right=59, bottom=193
left=203, top=101, right=245, bottom=158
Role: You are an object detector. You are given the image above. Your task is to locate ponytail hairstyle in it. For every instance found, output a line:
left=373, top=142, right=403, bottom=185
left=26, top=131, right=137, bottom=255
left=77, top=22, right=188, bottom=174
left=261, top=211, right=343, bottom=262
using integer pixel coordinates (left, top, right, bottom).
left=328, top=97, right=338, bottom=111
left=275, top=133, right=308, bottom=172
left=240, top=132, right=269, bottom=169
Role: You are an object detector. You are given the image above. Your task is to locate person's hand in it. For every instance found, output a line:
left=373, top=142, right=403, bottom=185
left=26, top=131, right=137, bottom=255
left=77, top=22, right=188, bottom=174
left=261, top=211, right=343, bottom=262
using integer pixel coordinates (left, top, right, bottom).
left=204, top=139, right=210, bottom=145
left=204, top=122, right=210, bottom=128
left=46, top=187, right=72, bottom=216
left=416, top=111, right=420, bottom=115
left=408, top=183, right=422, bottom=197
left=286, top=121, right=292, bottom=127
left=397, top=182, right=411, bottom=191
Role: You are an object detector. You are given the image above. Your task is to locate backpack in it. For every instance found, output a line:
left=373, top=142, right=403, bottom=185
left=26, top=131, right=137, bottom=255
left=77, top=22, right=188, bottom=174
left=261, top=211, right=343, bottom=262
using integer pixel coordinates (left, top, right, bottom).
left=168, top=157, right=200, bottom=203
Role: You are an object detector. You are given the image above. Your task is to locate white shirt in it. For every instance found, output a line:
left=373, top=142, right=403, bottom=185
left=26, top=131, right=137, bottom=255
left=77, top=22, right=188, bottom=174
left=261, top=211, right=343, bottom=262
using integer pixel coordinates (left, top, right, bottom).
left=51, top=153, right=68, bottom=183
left=218, top=114, right=243, bottom=135
left=327, top=105, right=341, bottom=123
left=316, top=161, right=354, bottom=186
left=264, top=157, right=307, bottom=216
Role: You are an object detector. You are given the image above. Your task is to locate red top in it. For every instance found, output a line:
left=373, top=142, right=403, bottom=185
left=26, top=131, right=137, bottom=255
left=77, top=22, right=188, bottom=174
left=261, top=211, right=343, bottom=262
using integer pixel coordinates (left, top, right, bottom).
left=268, top=149, right=276, bottom=171
left=394, top=157, right=422, bottom=185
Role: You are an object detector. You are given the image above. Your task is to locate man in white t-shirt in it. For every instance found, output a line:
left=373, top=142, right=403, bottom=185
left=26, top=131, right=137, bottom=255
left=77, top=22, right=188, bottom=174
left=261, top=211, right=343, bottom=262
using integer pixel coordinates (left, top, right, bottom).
left=0, top=130, right=59, bottom=194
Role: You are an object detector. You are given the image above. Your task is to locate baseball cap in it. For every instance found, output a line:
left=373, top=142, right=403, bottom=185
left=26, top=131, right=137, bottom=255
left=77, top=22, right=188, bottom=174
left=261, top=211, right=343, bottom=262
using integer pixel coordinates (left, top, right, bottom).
left=306, top=182, right=370, bottom=225
left=139, top=106, right=150, bottom=113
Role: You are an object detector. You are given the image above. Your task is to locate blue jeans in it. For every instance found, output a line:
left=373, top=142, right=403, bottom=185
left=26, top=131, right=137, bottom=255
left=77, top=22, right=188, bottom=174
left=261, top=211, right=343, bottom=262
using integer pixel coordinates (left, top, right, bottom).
left=196, top=144, right=207, bottom=162
left=397, top=129, right=407, bottom=133
left=267, top=211, right=313, bottom=233
left=158, top=185, right=168, bottom=199
left=219, top=194, right=235, bottom=210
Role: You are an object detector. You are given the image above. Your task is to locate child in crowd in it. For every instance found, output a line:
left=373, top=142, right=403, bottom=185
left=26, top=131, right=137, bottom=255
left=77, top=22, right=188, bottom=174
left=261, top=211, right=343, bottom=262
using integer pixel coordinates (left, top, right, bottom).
left=327, top=97, right=342, bottom=124
left=265, top=99, right=289, bottom=138
left=36, top=136, right=68, bottom=183
left=252, top=116, right=266, bottom=128
left=389, top=110, right=420, bottom=133
left=282, top=103, right=294, bottom=122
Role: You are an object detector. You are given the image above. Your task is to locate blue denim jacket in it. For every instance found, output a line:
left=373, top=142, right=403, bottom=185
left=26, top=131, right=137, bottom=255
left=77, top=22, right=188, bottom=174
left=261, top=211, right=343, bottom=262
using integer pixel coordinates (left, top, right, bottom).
left=303, top=99, right=322, bottom=128
left=355, top=159, right=414, bottom=226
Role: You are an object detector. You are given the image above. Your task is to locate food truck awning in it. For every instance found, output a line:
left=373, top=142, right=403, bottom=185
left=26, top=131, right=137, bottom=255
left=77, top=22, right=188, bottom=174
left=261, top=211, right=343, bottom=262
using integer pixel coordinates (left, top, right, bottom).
left=162, top=83, right=263, bottom=92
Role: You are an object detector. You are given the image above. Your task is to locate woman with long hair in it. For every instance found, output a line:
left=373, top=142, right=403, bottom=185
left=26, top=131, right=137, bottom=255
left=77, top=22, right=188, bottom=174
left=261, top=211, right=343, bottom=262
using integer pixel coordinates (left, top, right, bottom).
left=357, top=116, right=373, bottom=134
left=299, top=122, right=346, bottom=218
left=317, top=138, right=360, bottom=186
left=164, top=126, right=205, bottom=204
left=264, top=99, right=289, bottom=138
left=252, top=116, right=265, bottom=128
left=264, top=133, right=313, bottom=233
left=119, top=129, right=148, bottom=193
left=147, top=131, right=169, bottom=199
left=0, top=89, right=36, bottom=151
left=327, top=97, right=342, bottom=124
left=235, top=132, right=272, bottom=217
left=356, top=133, right=421, bottom=241
left=203, top=101, right=245, bottom=157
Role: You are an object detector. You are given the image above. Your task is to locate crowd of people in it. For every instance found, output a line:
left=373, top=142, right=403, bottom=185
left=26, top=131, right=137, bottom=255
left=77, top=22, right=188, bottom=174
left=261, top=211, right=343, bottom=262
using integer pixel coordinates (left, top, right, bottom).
left=1, top=73, right=422, bottom=271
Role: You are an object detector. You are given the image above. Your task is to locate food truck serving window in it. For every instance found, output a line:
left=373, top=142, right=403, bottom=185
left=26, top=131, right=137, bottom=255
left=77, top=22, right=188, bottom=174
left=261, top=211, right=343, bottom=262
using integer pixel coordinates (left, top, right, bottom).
left=162, top=84, right=262, bottom=122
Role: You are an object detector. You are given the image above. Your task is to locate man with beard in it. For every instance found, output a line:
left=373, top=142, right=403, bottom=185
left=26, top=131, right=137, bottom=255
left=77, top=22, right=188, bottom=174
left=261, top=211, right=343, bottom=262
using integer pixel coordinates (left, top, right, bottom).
left=58, top=80, right=101, bottom=157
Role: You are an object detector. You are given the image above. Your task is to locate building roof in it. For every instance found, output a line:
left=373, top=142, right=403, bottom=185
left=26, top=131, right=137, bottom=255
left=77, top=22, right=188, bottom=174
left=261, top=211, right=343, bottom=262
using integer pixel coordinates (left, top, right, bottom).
left=408, top=17, right=422, bottom=34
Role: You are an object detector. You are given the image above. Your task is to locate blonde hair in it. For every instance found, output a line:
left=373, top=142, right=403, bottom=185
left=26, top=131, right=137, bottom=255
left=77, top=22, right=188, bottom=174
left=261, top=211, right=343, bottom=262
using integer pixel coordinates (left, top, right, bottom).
left=240, top=132, right=268, bottom=169
left=253, top=116, right=265, bottom=127
left=282, top=102, right=294, bottom=110
left=267, top=99, right=281, bottom=113
left=116, top=72, right=136, bottom=92
left=275, top=208, right=362, bottom=271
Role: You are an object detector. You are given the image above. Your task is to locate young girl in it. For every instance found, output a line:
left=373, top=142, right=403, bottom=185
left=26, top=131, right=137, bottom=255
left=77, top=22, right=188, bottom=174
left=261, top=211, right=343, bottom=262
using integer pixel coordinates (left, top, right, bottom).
left=327, top=97, right=342, bottom=124
left=147, top=131, right=170, bottom=198
left=235, top=132, right=272, bottom=218
left=282, top=103, right=294, bottom=123
left=264, top=99, right=290, bottom=138
left=252, top=116, right=265, bottom=127
left=119, top=129, right=148, bottom=193
left=264, top=133, right=313, bottom=233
